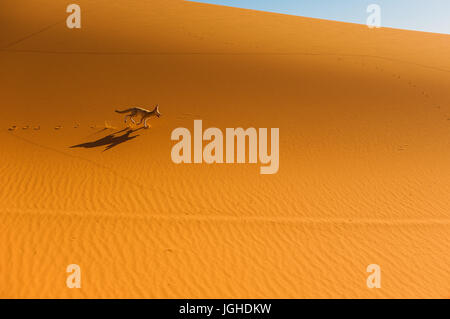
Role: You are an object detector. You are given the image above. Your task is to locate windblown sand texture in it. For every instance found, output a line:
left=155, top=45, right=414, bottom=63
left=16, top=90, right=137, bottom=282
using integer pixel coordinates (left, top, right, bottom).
left=1, top=0, right=450, bottom=298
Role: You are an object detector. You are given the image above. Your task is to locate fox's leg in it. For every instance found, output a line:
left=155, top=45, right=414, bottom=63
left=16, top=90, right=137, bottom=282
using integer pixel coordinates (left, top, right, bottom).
left=124, top=111, right=137, bottom=125
left=144, top=118, right=150, bottom=128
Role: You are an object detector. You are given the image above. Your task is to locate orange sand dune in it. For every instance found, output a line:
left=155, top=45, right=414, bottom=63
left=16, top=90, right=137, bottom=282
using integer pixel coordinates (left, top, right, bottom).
left=1, top=0, right=450, bottom=298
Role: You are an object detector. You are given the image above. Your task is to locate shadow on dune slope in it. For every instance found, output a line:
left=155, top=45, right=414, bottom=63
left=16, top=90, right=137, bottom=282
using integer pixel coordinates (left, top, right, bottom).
left=70, top=127, right=144, bottom=151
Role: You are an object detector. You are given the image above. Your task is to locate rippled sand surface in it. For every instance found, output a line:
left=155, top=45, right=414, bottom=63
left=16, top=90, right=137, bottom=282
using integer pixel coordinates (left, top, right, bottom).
left=1, top=0, right=450, bottom=298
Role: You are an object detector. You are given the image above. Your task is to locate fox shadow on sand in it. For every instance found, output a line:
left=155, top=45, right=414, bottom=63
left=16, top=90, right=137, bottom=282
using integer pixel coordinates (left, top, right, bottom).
left=70, top=127, right=144, bottom=151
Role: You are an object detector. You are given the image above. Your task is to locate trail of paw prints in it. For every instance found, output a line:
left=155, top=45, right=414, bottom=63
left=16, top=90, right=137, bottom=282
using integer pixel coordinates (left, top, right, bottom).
left=319, top=56, right=450, bottom=137
left=7, top=122, right=117, bottom=132
left=8, top=124, right=53, bottom=131
left=6, top=123, right=79, bottom=131
left=397, top=144, right=409, bottom=152
left=348, top=58, right=450, bottom=153
left=342, top=56, right=446, bottom=120
left=369, top=62, right=450, bottom=125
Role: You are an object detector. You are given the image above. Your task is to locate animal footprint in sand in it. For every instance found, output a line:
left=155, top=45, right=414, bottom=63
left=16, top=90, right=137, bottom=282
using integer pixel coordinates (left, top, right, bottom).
left=397, top=144, right=409, bottom=151
left=33, top=126, right=40, bottom=130
left=8, top=125, right=17, bottom=131
left=104, top=121, right=117, bottom=130
left=54, top=125, right=62, bottom=130
left=22, top=125, right=29, bottom=130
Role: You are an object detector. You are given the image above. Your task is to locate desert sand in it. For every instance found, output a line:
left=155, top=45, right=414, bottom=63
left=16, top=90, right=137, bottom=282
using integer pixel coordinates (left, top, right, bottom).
left=0, top=0, right=450, bottom=298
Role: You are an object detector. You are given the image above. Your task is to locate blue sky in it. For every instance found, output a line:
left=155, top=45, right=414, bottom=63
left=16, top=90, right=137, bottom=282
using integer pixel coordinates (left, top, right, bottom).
left=189, top=0, right=450, bottom=34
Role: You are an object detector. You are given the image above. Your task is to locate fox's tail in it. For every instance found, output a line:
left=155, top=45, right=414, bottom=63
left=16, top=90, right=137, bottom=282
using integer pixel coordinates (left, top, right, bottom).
left=115, top=108, right=133, bottom=114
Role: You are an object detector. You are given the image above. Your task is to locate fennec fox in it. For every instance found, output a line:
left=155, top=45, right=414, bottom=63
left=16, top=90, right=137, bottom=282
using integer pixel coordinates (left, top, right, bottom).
left=115, top=105, right=161, bottom=128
